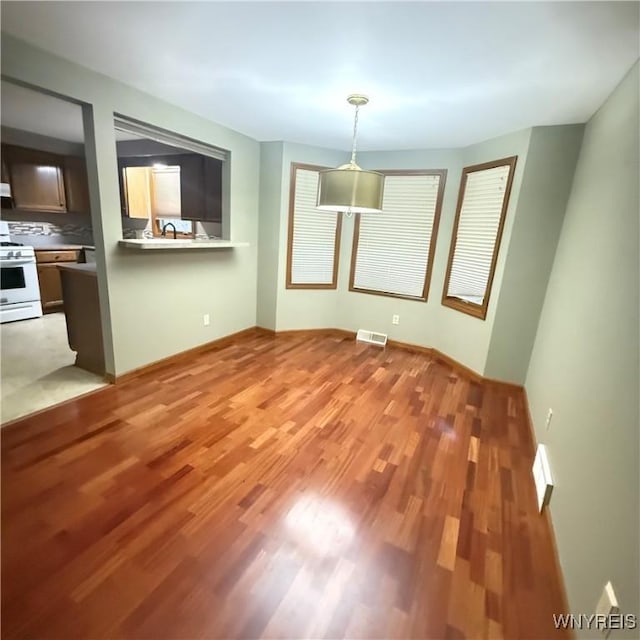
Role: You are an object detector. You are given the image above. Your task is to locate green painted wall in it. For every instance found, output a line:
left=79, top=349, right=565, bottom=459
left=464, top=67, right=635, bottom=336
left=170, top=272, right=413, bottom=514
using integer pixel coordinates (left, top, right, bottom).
left=257, top=141, right=348, bottom=332
left=257, top=142, right=283, bottom=331
left=485, top=125, right=584, bottom=383
left=525, top=62, right=639, bottom=635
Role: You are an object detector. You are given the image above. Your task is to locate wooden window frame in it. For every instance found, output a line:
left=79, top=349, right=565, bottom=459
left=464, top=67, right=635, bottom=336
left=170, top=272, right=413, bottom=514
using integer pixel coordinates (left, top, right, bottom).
left=441, top=156, right=518, bottom=320
left=348, top=169, right=447, bottom=302
left=286, top=162, right=343, bottom=290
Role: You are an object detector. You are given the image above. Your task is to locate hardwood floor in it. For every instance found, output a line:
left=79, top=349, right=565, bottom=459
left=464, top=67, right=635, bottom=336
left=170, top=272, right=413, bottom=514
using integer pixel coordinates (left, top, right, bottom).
left=1, top=332, right=568, bottom=639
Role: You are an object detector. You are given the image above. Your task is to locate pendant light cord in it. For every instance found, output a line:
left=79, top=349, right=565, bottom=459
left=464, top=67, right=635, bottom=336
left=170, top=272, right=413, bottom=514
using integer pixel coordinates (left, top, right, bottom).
left=350, top=104, right=360, bottom=165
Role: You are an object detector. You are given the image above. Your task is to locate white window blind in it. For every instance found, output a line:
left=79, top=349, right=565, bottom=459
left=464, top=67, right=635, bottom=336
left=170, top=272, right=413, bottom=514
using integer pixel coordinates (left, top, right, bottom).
left=151, top=166, right=181, bottom=217
left=288, top=166, right=340, bottom=287
left=352, top=173, right=443, bottom=299
left=446, top=164, right=512, bottom=305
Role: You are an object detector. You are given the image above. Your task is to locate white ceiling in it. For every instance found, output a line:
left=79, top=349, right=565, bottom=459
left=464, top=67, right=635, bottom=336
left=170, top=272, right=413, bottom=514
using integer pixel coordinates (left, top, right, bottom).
left=1, top=2, right=638, bottom=150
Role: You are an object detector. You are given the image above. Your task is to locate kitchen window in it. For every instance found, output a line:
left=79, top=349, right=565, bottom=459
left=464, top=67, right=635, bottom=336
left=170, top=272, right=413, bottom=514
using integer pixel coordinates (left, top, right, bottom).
left=442, top=156, right=517, bottom=319
left=286, top=163, right=342, bottom=289
left=350, top=170, right=446, bottom=300
left=120, top=159, right=196, bottom=238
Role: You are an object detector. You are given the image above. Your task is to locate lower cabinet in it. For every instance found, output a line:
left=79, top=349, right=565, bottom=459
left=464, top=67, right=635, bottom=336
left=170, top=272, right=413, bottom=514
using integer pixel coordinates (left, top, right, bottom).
left=35, top=250, right=80, bottom=313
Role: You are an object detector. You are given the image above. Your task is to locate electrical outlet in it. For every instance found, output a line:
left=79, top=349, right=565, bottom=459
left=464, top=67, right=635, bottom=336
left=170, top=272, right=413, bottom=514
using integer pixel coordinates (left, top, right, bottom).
left=546, top=408, right=553, bottom=430
left=203, top=314, right=210, bottom=327
left=392, top=314, right=400, bottom=325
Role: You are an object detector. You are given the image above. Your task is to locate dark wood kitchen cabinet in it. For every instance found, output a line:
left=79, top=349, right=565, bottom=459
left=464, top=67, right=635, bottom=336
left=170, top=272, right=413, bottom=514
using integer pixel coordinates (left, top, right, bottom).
left=180, top=155, right=223, bottom=223
left=35, top=249, right=80, bottom=313
left=64, top=155, right=91, bottom=213
left=1, top=156, right=9, bottom=184
left=177, top=154, right=206, bottom=221
left=0, top=156, right=11, bottom=209
left=4, top=145, right=67, bottom=212
left=203, top=156, right=223, bottom=223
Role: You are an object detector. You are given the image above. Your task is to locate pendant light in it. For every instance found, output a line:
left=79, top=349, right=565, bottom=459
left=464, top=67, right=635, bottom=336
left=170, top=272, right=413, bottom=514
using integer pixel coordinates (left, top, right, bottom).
left=317, top=94, right=384, bottom=215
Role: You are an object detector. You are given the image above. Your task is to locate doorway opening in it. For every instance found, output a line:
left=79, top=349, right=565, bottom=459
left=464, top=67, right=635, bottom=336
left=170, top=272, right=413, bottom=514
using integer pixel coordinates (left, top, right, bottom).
left=0, top=80, right=107, bottom=424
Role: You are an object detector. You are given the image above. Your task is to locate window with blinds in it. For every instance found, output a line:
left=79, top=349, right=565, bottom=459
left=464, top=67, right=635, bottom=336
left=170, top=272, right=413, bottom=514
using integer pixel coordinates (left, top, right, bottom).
left=442, top=156, right=517, bottom=319
left=286, top=163, right=342, bottom=289
left=349, top=170, right=446, bottom=300
left=151, top=166, right=181, bottom=217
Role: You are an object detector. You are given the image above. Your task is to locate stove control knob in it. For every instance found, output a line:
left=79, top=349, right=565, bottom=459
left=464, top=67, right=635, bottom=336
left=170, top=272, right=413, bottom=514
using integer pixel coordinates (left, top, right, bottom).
left=15, top=250, right=21, bottom=258
left=7, top=251, right=13, bottom=258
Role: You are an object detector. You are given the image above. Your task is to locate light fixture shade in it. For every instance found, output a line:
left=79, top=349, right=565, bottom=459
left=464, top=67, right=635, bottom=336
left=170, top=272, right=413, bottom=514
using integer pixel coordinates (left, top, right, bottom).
left=317, top=165, right=384, bottom=214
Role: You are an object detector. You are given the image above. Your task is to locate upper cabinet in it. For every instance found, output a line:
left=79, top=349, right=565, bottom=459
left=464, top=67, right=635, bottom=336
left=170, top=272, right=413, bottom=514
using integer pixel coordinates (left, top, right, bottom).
left=1, top=144, right=91, bottom=214
left=201, top=157, right=223, bottom=224
left=177, top=154, right=206, bottom=221
left=63, top=155, right=91, bottom=214
left=4, top=145, right=66, bottom=212
left=121, top=166, right=153, bottom=219
left=1, top=155, right=10, bottom=184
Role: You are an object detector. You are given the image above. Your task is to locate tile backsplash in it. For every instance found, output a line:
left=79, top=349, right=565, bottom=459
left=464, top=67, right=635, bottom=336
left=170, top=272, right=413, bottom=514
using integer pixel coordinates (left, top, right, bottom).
left=5, top=217, right=222, bottom=245
left=122, top=218, right=221, bottom=240
left=7, top=220, right=93, bottom=246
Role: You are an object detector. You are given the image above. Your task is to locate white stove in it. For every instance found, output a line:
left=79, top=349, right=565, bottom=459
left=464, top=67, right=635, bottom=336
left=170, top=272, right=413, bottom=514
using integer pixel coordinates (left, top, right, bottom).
left=0, top=221, right=43, bottom=323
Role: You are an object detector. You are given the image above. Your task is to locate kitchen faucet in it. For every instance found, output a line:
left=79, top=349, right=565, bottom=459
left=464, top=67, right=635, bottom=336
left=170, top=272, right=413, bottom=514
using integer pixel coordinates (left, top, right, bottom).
left=161, top=222, right=177, bottom=239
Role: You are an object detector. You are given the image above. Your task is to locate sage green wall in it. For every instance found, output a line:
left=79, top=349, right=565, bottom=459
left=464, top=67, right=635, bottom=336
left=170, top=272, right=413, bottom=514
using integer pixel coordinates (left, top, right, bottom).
left=2, top=35, right=260, bottom=375
left=525, top=62, right=639, bottom=635
left=257, top=142, right=283, bottom=330
left=485, top=125, right=584, bottom=383
left=268, top=142, right=348, bottom=330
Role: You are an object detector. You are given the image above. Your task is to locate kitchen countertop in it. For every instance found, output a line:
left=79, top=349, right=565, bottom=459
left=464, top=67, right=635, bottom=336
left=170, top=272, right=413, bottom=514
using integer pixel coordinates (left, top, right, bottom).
left=118, top=239, right=249, bottom=250
left=33, top=244, right=85, bottom=251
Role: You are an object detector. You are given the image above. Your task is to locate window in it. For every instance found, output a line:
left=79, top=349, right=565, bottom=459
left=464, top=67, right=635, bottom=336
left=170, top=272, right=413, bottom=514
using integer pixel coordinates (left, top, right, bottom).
left=442, top=156, right=517, bottom=319
left=286, top=163, right=342, bottom=289
left=121, top=163, right=194, bottom=237
left=349, top=170, right=446, bottom=300
left=151, top=165, right=181, bottom=217
left=121, top=160, right=194, bottom=238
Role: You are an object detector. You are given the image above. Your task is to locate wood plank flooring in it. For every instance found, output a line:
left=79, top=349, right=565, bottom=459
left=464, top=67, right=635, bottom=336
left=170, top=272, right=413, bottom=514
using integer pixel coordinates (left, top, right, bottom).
left=1, top=332, right=568, bottom=639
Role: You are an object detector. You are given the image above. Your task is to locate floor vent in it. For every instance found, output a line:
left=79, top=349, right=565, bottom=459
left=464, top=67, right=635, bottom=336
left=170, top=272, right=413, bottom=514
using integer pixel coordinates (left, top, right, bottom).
left=356, top=329, right=388, bottom=347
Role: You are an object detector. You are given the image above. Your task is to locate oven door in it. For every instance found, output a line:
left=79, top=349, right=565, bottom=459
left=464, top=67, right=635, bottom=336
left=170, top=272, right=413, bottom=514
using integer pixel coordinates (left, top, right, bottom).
left=0, top=259, right=41, bottom=305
